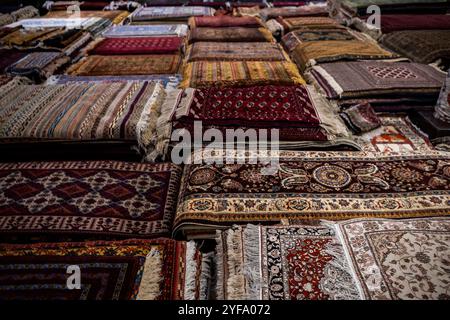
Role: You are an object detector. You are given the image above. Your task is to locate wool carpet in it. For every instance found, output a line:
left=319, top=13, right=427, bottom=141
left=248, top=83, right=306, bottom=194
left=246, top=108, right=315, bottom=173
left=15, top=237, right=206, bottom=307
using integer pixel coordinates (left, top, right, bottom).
left=90, top=37, right=183, bottom=55
left=188, top=27, right=274, bottom=44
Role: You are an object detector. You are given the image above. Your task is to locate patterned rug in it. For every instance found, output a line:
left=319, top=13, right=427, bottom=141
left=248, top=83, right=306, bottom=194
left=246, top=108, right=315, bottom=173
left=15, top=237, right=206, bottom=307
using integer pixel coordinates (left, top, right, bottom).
left=188, top=27, right=273, bottom=44
left=90, top=37, right=183, bottom=55
left=260, top=5, right=328, bottom=21
left=0, top=49, right=27, bottom=73
left=371, top=14, right=450, bottom=34
left=277, top=17, right=342, bottom=33
left=5, top=52, right=69, bottom=81
left=68, top=54, right=181, bottom=76
left=174, top=151, right=450, bottom=237
left=356, top=115, right=436, bottom=154
left=180, top=61, right=305, bottom=88
left=0, top=161, right=181, bottom=239
left=102, top=25, right=188, bottom=38
left=0, top=239, right=210, bottom=300
left=282, top=29, right=358, bottom=52
left=381, top=30, right=450, bottom=67
left=0, top=80, right=165, bottom=158
left=291, top=40, right=396, bottom=71
left=43, top=10, right=130, bottom=25
left=311, top=61, right=446, bottom=99
left=131, top=6, right=215, bottom=22
left=188, top=16, right=261, bottom=28
left=215, top=217, right=450, bottom=299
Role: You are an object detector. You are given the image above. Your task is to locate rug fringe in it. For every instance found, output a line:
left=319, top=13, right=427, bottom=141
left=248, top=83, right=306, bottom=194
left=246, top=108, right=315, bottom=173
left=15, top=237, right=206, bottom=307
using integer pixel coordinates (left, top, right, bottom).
left=184, top=241, right=198, bottom=300
left=136, top=247, right=163, bottom=300
left=242, top=224, right=263, bottom=300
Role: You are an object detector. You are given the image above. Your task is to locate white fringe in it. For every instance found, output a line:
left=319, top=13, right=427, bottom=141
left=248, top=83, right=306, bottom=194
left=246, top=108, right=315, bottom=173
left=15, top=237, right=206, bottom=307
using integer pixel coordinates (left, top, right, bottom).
left=184, top=241, right=198, bottom=300
left=242, top=224, right=263, bottom=300
left=311, top=66, right=344, bottom=97
left=136, top=247, right=163, bottom=300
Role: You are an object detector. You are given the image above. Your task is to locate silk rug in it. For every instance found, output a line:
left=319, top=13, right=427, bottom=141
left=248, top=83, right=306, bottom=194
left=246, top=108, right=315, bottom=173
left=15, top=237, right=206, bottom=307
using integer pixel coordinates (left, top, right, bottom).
left=90, top=37, right=183, bottom=55
left=310, top=61, right=446, bottom=99
left=188, top=27, right=274, bottom=44
left=68, top=54, right=181, bottom=76
left=0, top=161, right=181, bottom=239
left=180, top=61, right=305, bottom=88
left=174, top=151, right=450, bottom=237
left=215, top=217, right=450, bottom=299
left=0, top=80, right=166, bottom=158
left=381, top=30, right=450, bottom=67
left=0, top=239, right=210, bottom=300
left=185, top=42, right=288, bottom=62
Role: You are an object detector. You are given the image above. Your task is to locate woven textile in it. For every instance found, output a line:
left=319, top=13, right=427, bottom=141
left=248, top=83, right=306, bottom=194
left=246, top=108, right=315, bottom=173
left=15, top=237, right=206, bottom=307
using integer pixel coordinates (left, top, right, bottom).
left=131, top=6, right=215, bottom=22
left=102, top=25, right=188, bottom=38
left=174, top=151, right=450, bottom=236
left=372, top=14, right=450, bottom=34
left=434, top=70, right=450, bottom=122
left=339, top=103, right=381, bottom=134
left=356, top=115, right=436, bottom=154
left=0, top=28, right=62, bottom=48
left=291, top=40, right=396, bottom=71
left=43, top=10, right=130, bottom=25
left=0, top=50, right=27, bottom=73
left=311, top=61, right=446, bottom=99
left=5, top=52, right=68, bottom=81
left=0, top=239, right=206, bottom=300
left=0, top=161, right=181, bottom=238
left=91, top=37, right=183, bottom=55
left=216, top=224, right=361, bottom=300
left=381, top=30, right=450, bottom=67
left=185, top=42, right=288, bottom=62
left=68, top=54, right=181, bottom=76
left=340, top=0, right=449, bottom=16
left=188, top=16, right=261, bottom=28
left=188, top=27, right=273, bottom=44
left=277, top=17, right=341, bottom=33
left=338, top=217, right=450, bottom=299
left=282, top=29, right=358, bottom=52
left=260, top=5, right=328, bottom=21
left=0, top=80, right=165, bottom=157
left=181, top=61, right=305, bottom=88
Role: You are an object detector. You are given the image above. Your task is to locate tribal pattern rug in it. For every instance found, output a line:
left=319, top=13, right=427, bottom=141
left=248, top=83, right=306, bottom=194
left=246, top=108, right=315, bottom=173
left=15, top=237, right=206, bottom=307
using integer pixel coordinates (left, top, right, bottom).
left=381, top=30, right=450, bottom=66
left=131, top=6, right=215, bottom=22
left=216, top=217, right=450, bottom=300
left=43, top=10, right=130, bottom=25
left=0, top=161, right=181, bottom=238
left=277, top=17, right=342, bottom=33
left=311, top=61, right=446, bottom=99
left=338, top=217, right=450, bottom=300
left=5, top=52, right=69, bottom=81
left=188, top=27, right=273, bottom=44
left=0, top=80, right=165, bottom=157
left=174, top=151, right=450, bottom=236
left=68, top=54, right=181, bottom=76
left=180, top=61, right=305, bottom=88
left=185, top=42, right=288, bottom=62
left=188, top=16, right=261, bottom=28
left=102, top=25, right=188, bottom=38
left=282, top=29, right=358, bottom=52
left=91, top=37, right=183, bottom=55
left=260, top=5, right=328, bottom=21
left=373, top=14, right=450, bottom=34
left=0, top=239, right=208, bottom=300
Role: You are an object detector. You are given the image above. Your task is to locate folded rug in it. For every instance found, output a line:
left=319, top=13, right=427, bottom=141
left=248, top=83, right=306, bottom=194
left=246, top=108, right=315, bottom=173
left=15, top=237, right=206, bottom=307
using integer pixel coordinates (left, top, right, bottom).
left=188, top=15, right=262, bottom=28
left=310, top=61, right=446, bottom=99
left=90, top=37, right=183, bottom=55
left=185, top=42, right=289, bottom=62
left=282, top=29, right=359, bottom=52
left=103, top=25, right=188, bottom=38
left=0, top=49, right=27, bottom=73
left=381, top=30, right=450, bottom=68
left=0, top=239, right=210, bottom=300
left=174, top=151, right=450, bottom=237
left=181, top=61, right=305, bottom=88
left=216, top=217, right=450, bottom=300
left=291, top=40, right=396, bottom=70
left=260, top=5, right=328, bottom=21
left=277, top=17, right=342, bottom=33
left=43, top=10, right=130, bottom=25
left=365, top=14, right=450, bottom=34
left=188, top=27, right=273, bottom=44
left=0, top=161, right=181, bottom=239
left=0, top=80, right=166, bottom=159
left=68, top=54, right=181, bottom=76
left=131, top=6, right=215, bottom=22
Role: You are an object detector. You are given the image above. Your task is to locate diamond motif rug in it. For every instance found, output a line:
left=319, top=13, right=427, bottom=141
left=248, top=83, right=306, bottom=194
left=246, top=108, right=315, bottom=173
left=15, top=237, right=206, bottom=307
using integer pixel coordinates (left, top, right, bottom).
left=0, top=161, right=181, bottom=239
left=90, top=37, right=183, bottom=55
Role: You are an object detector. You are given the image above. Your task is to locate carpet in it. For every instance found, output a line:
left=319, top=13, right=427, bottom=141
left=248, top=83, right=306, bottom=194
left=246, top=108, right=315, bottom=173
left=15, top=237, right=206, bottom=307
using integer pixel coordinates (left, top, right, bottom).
left=188, top=16, right=261, bottom=28
left=0, top=80, right=166, bottom=158
left=338, top=217, right=450, bottom=299
left=131, top=6, right=215, bottom=22
left=340, top=0, right=449, bottom=17
left=185, top=42, right=289, bottom=62
left=188, top=27, right=274, bottom=44
left=215, top=217, right=450, bottom=300
left=180, top=61, right=305, bottom=88
left=43, top=10, right=130, bottom=25
left=282, top=29, right=358, bottom=52
left=0, top=161, right=181, bottom=239
left=277, top=17, right=342, bottom=33
left=310, top=61, right=446, bottom=99
left=0, top=28, right=62, bottom=48
left=260, top=5, right=328, bottom=21
left=90, top=37, right=183, bottom=55
left=356, top=115, right=436, bottom=154
left=0, top=239, right=208, bottom=300
left=291, top=40, right=396, bottom=71
left=174, top=151, right=450, bottom=237
left=0, top=50, right=27, bottom=73
left=367, top=14, right=450, bottom=34
left=381, top=30, right=450, bottom=67
left=102, top=25, right=188, bottom=38
left=68, top=54, right=181, bottom=76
